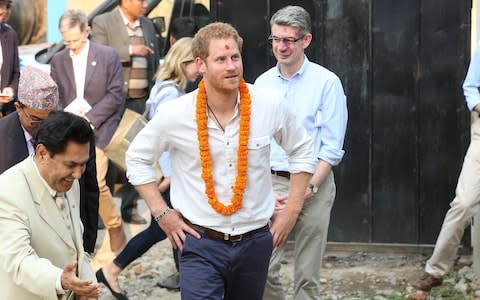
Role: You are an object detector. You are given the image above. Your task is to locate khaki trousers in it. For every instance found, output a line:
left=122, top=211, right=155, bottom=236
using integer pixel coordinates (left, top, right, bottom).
left=426, top=116, right=480, bottom=277
left=264, top=171, right=335, bottom=300
left=96, top=147, right=122, bottom=229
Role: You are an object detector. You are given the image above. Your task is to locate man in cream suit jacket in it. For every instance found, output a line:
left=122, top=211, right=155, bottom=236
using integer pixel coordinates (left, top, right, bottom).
left=0, top=109, right=100, bottom=299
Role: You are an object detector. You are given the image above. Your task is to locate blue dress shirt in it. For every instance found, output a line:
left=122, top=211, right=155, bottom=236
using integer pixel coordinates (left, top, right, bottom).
left=255, top=56, right=348, bottom=171
left=463, top=47, right=480, bottom=111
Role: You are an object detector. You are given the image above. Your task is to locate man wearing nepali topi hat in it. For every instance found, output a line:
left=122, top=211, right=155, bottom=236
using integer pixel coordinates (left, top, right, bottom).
left=0, top=66, right=100, bottom=299
left=0, top=65, right=100, bottom=254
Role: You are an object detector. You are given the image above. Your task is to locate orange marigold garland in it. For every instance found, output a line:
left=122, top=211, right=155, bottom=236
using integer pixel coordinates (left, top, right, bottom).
left=196, top=79, right=251, bottom=216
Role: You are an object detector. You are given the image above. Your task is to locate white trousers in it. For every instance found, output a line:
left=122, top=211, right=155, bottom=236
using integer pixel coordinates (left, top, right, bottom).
left=426, top=116, right=480, bottom=277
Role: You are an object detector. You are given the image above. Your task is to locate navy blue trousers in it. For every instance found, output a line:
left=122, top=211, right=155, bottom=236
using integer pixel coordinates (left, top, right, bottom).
left=180, top=230, right=273, bottom=300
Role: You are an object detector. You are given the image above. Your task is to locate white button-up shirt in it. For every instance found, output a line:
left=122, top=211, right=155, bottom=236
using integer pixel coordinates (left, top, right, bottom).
left=126, top=84, right=316, bottom=235
left=70, top=40, right=89, bottom=101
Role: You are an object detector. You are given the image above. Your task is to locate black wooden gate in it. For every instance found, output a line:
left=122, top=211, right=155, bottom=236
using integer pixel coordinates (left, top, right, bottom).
left=212, top=0, right=471, bottom=244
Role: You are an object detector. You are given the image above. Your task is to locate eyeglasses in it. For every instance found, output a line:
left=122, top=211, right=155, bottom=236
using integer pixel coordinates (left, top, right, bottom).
left=63, top=38, right=85, bottom=47
left=20, top=106, right=43, bottom=126
left=62, top=29, right=89, bottom=47
left=268, top=35, right=304, bottom=45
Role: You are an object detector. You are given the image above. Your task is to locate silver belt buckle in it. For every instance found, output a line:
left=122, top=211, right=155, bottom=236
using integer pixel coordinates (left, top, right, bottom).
left=229, top=234, right=243, bottom=242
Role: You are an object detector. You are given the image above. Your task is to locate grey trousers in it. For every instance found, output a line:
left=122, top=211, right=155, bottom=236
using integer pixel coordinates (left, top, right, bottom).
left=263, top=171, right=336, bottom=300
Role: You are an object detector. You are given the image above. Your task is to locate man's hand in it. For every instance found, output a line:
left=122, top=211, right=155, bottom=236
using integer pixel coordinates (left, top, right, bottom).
left=270, top=171, right=311, bottom=247
left=135, top=182, right=200, bottom=250
left=0, top=87, right=14, bottom=103
left=274, top=194, right=288, bottom=212
left=61, top=261, right=101, bottom=298
left=270, top=206, right=301, bottom=248
left=156, top=209, right=200, bottom=250
left=304, top=187, right=315, bottom=202
left=131, top=45, right=154, bottom=57
left=271, top=188, right=313, bottom=244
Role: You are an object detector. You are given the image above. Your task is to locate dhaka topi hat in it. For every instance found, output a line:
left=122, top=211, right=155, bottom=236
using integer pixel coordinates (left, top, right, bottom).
left=17, top=66, right=58, bottom=110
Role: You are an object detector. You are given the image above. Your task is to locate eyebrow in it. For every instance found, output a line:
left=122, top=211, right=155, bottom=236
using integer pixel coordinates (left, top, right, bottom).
left=65, top=158, right=89, bottom=166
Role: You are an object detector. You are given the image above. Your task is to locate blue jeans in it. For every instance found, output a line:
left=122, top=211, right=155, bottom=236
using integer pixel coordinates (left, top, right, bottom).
left=180, top=229, right=273, bottom=300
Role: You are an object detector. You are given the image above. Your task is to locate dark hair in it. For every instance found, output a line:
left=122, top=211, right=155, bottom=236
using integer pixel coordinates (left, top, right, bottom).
left=33, top=111, right=93, bottom=157
left=170, top=16, right=198, bottom=40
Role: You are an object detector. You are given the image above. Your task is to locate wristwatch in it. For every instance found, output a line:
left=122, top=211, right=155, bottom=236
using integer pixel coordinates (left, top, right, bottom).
left=308, top=183, right=319, bottom=194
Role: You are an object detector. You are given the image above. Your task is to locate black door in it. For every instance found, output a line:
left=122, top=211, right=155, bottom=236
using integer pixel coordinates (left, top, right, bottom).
left=212, top=0, right=471, bottom=244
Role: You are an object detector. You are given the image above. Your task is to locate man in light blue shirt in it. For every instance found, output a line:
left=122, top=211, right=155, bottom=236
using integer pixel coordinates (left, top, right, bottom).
left=412, top=46, right=480, bottom=291
left=255, top=6, right=348, bottom=300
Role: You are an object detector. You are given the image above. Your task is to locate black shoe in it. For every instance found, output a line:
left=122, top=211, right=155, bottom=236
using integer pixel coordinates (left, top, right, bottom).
left=122, top=211, right=147, bottom=224
left=156, top=272, right=180, bottom=290
left=95, top=268, right=129, bottom=300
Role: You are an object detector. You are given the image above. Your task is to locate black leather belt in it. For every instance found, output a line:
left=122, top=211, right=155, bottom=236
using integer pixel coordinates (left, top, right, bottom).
left=271, top=169, right=291, bottom=179
left=184, top=219, right=269, bottom=243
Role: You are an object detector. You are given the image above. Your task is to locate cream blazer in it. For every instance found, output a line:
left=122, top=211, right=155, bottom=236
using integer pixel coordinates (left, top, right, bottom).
left=0, top=157, right=95, bottom=299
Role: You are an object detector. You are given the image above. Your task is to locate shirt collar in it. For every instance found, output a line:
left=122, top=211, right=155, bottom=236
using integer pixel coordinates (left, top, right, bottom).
left=69, top=39, right=90, bottom=58
left=21, top=125, right=32, bottom=144
left=275, top=55, right=309, bottom=80
left=31, top=155, right=57, bottom=198
left=119, top=8, right=140, bottom=28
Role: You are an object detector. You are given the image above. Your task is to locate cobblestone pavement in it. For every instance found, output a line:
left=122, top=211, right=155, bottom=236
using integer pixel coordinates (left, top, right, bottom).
left=91, top=199, right=475, bottom=299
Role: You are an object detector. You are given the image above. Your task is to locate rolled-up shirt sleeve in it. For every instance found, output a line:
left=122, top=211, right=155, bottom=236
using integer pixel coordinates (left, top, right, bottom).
left=126, top=112, right=167, bottom=186
left=273, top=99, right=317, bottom=174
left=316, top=76, right=348, bottom=166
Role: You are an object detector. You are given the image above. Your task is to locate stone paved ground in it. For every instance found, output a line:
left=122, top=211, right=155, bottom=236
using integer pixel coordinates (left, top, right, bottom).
left=93, top=236, right=433, bottom=300
left=91, top=199, right=477, bottom=299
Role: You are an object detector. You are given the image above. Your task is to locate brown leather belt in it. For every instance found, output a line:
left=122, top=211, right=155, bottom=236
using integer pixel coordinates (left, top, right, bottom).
left=184, top=219, right=269, bottom=243
left=271, top=169, right=291, bottom=179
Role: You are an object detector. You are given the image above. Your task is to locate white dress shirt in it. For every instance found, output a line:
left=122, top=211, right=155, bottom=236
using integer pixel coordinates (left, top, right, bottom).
left=126, top=84, right=316, bottom=235
left=145, top=80, right=183, bottom=176
left=70, top=40, right=90, bottom=101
